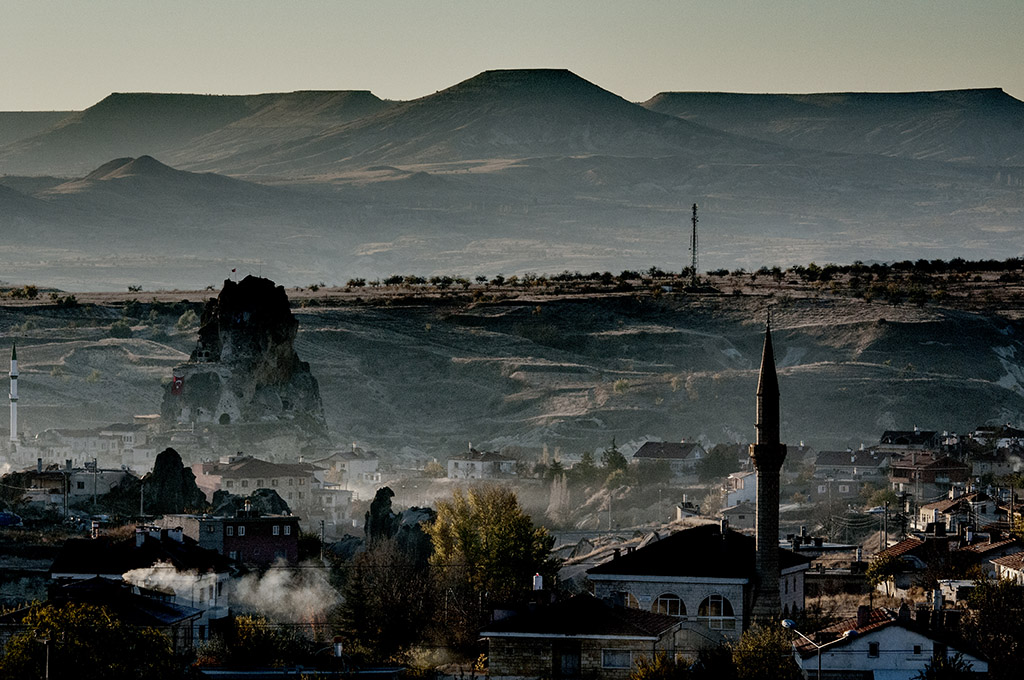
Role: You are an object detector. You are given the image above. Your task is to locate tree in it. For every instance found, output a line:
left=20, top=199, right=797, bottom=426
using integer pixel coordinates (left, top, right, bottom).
left=427, top=487, right=556, bottom=604
left=630, top=651, right=690, bottom=680
left=601, top=439, right=628, bottom=472
left=196, top=614, right=308, bottom=668
left=961, top=578, right=1024, bottom=680
left=865, top=553, right=902, bottom=597
left=340, top=537, right=434, bottom=662
left=0, top=602, right=179, bottom=680
left=697, top=444, right=742, bottom=482
left=733, top=624, right=803, bottom=680
left=913, top=652, right=976, bottom=679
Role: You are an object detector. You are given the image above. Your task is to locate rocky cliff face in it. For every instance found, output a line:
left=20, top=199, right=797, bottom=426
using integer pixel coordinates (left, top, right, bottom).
left=161, top=276, right=326, bottom=436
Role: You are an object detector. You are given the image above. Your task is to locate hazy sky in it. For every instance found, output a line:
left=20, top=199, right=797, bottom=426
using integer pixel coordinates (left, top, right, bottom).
left=2, top=0, right=1022, bottom=110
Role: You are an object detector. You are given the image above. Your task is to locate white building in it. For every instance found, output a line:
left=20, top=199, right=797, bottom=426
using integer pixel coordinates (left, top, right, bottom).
left=791, top=605, right=987, bottom=680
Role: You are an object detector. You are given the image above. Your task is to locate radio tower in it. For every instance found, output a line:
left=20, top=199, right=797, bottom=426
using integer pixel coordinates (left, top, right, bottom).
left=689, top=203, right=699, bottom=286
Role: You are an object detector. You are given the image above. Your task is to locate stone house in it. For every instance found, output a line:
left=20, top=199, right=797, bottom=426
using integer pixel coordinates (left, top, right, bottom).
left=631, top=441, right=707, bottom=479
left=991, top=550, right=1024, bottom=584
left=482, top=594, right=682, bottom=680
left=154, top=510, right=301, bottom=566
left=447, top=448, right=516, bottom=479
left=719, top=502, right=755, bottom=531
left=889, top=452, right=970, bottom=502
left=587, top=523, right=810, bottom=642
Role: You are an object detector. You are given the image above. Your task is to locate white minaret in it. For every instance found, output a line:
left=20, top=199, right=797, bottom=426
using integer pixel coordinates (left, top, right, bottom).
left=9, top=343, right=18, bottom=443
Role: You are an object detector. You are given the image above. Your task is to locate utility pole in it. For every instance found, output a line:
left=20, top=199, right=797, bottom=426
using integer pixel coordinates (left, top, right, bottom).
left=689, top=203, right=699, bottom=286
left=92, top=458, right=98, bottom=510
left=882, top=501, right=888, bottom=552
left=140, top=478, right=145, bottom=517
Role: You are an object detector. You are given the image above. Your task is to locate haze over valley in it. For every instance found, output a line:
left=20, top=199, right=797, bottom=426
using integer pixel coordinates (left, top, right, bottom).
left=2, top=70, right=1022, bottom=291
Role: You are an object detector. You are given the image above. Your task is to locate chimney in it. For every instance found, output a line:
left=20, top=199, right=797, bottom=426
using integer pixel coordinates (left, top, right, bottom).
left=333, top=637, right=344, bottom=658
left=933, top=589, right=943, bottom=611
left=856, top=605, right=872, bottom=629
left=533, top=573, right=543, bottom=591
left=37, top=458, right=42, bottom=474
left=91, top=520, right=100, bottom=539
left=721, top=518, right=729, bottom=534
left=613, top=548, right=621, bottom=560
left=135, top=527, right=146, bottom=547
left=65, top=459, right=72, bottom=470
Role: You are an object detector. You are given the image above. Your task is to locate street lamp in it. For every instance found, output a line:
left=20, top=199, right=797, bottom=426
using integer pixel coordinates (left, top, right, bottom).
left=781, top=619, right=858, bottom=680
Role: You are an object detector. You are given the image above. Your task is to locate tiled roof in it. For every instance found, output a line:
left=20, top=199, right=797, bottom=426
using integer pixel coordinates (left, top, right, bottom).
left=50, top=533, right=234, bottom=576
left=991, top=550, right=1024, bottom=570
left=815, top=450, right=887, bottom=467
left=450, top=449, right=513, bottom=462
left=633, top=441, right=702, bottom=461
left=880, top=430, right=937, bottom=446
left=54, top=577, right=202, bottom=626
left=587, top=523, right=810, bottom=580
left=921, top=492, right=990, bottom=514
left=958, top=538, right=1019, bottom=556
left=875, top=537, right=925, bottom=560
left=481, top=593, right=679, bottom=639
left=792, top=608, right=896, bottom=658
left=214, top=457, right=320, bottom=479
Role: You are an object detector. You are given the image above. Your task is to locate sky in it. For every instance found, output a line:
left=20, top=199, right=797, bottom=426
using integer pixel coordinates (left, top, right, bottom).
left=1, top=0, right=1023, bottom=111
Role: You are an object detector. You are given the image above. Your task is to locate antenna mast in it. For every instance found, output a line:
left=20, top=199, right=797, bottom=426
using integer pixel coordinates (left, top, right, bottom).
left=690, top=203, right=699, bottom=285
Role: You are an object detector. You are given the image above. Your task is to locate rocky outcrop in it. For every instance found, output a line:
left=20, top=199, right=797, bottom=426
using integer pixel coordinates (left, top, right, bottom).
left=161, top=276, right=326, bottom=435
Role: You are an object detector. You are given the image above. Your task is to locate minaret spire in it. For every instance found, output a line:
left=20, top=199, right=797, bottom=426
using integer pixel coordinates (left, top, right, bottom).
left=9, top=343, right=19, bottom=444
left=749, top=313, right=787, bottom=620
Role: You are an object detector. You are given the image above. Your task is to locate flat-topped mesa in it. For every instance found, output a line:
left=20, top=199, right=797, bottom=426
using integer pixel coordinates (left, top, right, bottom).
left=161, top=276, right=325, bottom=434
left=749, top=319, right=787, bottom=620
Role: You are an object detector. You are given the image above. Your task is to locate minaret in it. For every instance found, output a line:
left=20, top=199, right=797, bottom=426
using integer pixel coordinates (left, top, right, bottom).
left=749, top=316, right=787, bottom=619
left=9, top=343, right=18, bottom=444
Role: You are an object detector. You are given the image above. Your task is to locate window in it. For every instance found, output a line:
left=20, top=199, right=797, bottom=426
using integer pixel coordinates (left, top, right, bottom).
left=623, top=592, right=639, bottom=608
left=602, top=650, right=632, bottom=669
left=913, top=645, right=922, bottom=655
left=241, top=480, right=248, bottom=488
left=817, top=484, right=826, bottom=494
left=226, top=526, right=234, bottom=536
left=553, top=641, right=581, bottom=678
left=272, top=479, right=279, bottom=487
left=238, top=525, right=246, bottom=537
left=288, top=492, right=293, bottom=500
left=299, top=478, right=305, bottom=485
left=839, top=484, right=850, bottom=493
left=256, top=479, right=263, bottom=487
left=208, top=585, right=214, bottom=601
left=77, top=481, right=85, bottom=490
left=284, top=525, right=291, bottom=536
left=207, top=525, right=215, bottom=533
left=273, top=525, right=280, bottom=536
left=217, top=582, right=223, bottom=596
left=288, top=478, right=294, bottom=485
left=697, top=594, right=736, bottom=630
left=297, top=492, right=303, bottom=499
left=868, top=642, right=879, bottom=658
left=226, top=481, right=233, bottom=489
left=652, top=593, right=685, bottom=618
left=228, top=551, right=237, bottom=560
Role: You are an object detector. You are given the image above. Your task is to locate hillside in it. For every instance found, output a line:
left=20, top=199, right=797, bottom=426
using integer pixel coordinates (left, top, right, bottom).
left=0, top=111, right=75, bottom=147
left=642, top=88, right=1024, bottom=166
left=0, top=91, right=391, bottom=177
left=4, top=276, right=1024, bottom=457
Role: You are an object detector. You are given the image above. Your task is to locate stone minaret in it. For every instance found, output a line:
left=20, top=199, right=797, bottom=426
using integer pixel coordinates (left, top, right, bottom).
left=9, top=343, right=18, bottom=443
left=749, top=318, right=787, bottom=619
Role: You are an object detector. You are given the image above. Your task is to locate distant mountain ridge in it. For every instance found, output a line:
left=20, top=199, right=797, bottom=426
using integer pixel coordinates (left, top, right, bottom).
left=642, top=88, right=1024, bottom=166
left=0, top=70, right=1022, bottom=290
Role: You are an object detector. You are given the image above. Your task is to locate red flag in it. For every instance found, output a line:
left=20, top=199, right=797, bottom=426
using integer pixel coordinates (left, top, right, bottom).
left=171, top=375, right=184, bottom=395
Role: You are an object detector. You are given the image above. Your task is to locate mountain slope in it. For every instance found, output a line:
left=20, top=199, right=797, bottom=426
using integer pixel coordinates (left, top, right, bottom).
left=211, top=69, right=766, bottom=176
left=0, top=111, right=76, bottom=147
left=0, top=91, right=391, bottom=176
left=642, top=88, right=1024, bottom=166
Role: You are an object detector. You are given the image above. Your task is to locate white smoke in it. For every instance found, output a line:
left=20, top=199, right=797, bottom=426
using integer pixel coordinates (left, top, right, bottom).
left=123, top=561, right=203, bottom=598
left=232, top=560, right=340, bottom=622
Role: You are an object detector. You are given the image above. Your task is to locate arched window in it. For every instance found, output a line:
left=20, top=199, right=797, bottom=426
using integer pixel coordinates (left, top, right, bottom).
left=697, top=594, right=735, bottom=630
left=652, top=593, right=685, bottom=618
